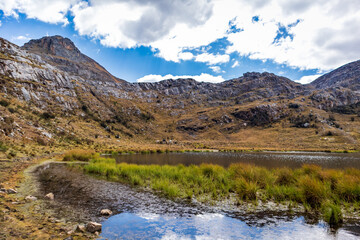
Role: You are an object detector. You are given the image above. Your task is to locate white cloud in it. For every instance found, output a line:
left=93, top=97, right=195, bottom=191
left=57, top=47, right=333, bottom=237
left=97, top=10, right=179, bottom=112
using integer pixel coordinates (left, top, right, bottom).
left=209, top=66, right=221, bottom=73
left=231, top=60, right=239, bottom=68
left=137, top=73, right=225, bottom=83
left=295, top=74, right=322, bottom=84
left=195, top=53, right=230, bottom=65
left=0, top=0, right=80, bottom=25
left=178, top=52, right=194, bottom=61
left=2, top=0, right=360, bottom=71
left=14, top=35, right=30, bottom=41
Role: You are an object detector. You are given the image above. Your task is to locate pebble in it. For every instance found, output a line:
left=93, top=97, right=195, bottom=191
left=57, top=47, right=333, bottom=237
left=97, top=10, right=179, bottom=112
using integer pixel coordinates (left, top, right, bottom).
left=86, top=222, right=102, bottom=233
left=6, top=188, right=17, bottom=194
left=100, top=209, right=112, bottom=216
left=76, top=224, right=86, bottom=233
left=45, top=193, right=54, bottom=200
left=25, top=195, right=37, bottom=202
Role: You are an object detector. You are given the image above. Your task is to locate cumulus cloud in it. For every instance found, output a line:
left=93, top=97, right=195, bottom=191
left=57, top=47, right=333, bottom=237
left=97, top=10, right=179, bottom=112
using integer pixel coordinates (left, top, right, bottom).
left=1, top=0, right=360, bottom=71
left=71, top=0, right=213, bottom=49
left=0, top=0, right=79, bottom=24
left=137, top=73, right=225, bottom=83
left=295, top=74, right=322, bottom=84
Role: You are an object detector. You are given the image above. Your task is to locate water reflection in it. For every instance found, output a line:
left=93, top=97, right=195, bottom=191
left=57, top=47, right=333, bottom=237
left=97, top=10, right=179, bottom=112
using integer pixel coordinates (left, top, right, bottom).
left=111, top=152, right=360, bottom=169
left=100, top=213, right=359, bottom=240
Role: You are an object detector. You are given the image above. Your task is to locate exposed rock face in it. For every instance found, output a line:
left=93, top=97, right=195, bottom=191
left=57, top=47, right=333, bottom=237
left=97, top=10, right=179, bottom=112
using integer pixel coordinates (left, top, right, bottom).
left=22, top=35, right=124, bottom=84
left=309, top=60, right=360, bottom=109
left=231, top=103, right=288, bottom=126
left=311, top=60, right=360, bottom=91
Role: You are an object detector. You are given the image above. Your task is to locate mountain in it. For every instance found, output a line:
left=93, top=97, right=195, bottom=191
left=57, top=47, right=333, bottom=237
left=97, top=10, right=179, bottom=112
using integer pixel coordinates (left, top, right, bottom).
left=311, top=60, right=360, bottom=91
left=309, top=60, right=360, bottom=109
left=0, top=35, right=359, bottom=151
left=22, top=35, right=124, bottom=84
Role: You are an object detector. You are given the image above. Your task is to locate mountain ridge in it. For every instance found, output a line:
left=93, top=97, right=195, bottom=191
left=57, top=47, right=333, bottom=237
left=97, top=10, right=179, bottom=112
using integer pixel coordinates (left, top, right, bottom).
left=0, top=35, right=359, bottom=151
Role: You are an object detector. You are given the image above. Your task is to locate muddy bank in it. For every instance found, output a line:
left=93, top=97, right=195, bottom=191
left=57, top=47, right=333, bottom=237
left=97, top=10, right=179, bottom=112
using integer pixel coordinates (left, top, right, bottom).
left=35, top=163, right=207, bottom=223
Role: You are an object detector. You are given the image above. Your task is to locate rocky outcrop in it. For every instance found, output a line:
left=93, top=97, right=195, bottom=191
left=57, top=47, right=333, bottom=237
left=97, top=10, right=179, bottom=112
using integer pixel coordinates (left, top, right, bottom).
left=231, top=103, right=288, bottom=126
left=311, top=60, right=360, bottom=91
left=22, top=35, right=125, bottom=85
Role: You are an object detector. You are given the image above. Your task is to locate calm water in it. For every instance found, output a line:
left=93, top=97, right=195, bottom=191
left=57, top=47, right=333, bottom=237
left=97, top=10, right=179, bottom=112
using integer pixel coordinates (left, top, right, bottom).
left=111, top=151, right=360, bottom=169
left=100, top=213, right=359, bottom=240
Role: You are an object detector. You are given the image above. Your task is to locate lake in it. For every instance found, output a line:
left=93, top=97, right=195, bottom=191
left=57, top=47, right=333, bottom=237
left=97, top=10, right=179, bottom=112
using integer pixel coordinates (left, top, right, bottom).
left=110, top=151, right=360, bottom=169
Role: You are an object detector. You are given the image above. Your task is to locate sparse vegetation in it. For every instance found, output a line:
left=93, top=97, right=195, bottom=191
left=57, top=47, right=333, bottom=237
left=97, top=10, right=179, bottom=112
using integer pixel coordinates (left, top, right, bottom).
left=78, top=157, right=360, bottom=226
left=62, top=149, right=96, bottom=162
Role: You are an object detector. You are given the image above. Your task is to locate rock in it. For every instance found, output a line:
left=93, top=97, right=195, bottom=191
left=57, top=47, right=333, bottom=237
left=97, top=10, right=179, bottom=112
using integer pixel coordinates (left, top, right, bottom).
left=45, top=193, right=54, bottom=200
left=94, top=231, right=99, bottom=236
left=100, top=209, right=112, bottom=216
left=64, top=237, right=73, bottom=240
left=86, top=222, right=102, bottom=233
left=25, top=195, right=37, bottom=202
left=6, top=188, right=17, bottom=194
left=0, top=188, right=6, bottom=193
left=76, top=224, right=86, bottom=233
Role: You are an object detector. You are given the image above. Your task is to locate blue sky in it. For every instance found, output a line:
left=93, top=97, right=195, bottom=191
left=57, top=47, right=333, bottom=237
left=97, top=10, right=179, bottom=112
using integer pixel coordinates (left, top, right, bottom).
left=0, top=1, right=359, bottom=84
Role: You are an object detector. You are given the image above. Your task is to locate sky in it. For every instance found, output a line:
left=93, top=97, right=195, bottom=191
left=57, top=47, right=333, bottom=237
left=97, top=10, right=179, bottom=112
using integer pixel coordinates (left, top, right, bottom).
left=0, top=0, right=359, bottom=84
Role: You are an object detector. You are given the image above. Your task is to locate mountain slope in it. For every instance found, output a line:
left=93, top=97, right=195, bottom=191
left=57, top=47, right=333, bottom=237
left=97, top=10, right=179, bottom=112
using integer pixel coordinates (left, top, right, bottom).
left=0, top=35, right=359, bottom=151
left=22, top=35, right=125, bottom=84
left=311, top=60, right=360, bottom=91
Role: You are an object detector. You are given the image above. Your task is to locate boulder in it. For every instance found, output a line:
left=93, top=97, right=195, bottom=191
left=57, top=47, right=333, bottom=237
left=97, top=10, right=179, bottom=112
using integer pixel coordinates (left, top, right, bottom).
left=6, top=188, right=17, bottom=194
left=76, top=224, right=86, bottom=233
left=100, top=209, right=112, bottom=216
left=86, top=222, right=102, bottom=233
left=25, top=195, right=37, bottom=202
left=45, top=193, right=54, bottom=200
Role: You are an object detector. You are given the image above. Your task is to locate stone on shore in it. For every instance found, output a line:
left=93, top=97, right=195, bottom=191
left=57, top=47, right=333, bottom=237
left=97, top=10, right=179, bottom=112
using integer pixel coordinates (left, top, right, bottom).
left=86, top=222, right=102, bottom=233
left=100, top=209, right=112, bottom=216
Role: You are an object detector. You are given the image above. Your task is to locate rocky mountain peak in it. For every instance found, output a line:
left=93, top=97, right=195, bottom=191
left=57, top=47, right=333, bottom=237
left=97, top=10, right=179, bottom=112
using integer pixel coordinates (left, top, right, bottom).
left=22, top=35, right=84, bottom=63
left=21, top=35, right=124, bottom=84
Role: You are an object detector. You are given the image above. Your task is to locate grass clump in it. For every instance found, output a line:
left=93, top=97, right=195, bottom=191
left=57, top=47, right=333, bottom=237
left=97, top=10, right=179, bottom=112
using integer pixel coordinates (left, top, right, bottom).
left=321, top=201, right=343, bottom=226
left=63, top=149, right=96, bottom=162
left=0, top=141, right=8, bottom=152
left=80, top=159, right=360, bottom=225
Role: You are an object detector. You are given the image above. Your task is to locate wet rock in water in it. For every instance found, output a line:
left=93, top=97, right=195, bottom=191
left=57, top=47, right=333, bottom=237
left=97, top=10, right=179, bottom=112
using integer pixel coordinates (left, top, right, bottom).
left=45, top=192, right=54, bottom=200
left=25, top=195, right=37, bottom=202
left=6, top=188, right=17, bottom=194
left=86, top=222, right=102, bottom=233
left=100, top=209, right=112, bottom=216
left=76, top=224, right=86, bottom=233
